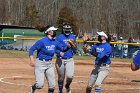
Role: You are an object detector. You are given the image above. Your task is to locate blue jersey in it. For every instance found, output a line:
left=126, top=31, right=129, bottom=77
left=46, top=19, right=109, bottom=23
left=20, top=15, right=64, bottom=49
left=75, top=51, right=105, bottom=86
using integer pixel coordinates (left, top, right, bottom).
left=29, top=36, right=64, bottom=60
left=133, top=50, right=140, bottom=68
left=90, top=42, right=112, bottom=65
left=55, top=33, right=76, bottom=59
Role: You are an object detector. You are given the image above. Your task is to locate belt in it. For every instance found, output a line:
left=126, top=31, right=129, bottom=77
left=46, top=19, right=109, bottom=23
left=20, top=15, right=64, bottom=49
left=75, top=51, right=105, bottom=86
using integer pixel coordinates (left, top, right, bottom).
left=96, top=64, right=108, bottom=66
left=101, top=64, right=108, bottom=66
left=61, top=57, right=72, bottom=59
left=38, top=58, right=52, bottom=61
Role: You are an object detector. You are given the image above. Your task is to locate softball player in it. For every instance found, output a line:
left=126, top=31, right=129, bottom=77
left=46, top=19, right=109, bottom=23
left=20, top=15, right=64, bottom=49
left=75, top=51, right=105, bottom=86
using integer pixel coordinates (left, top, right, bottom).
left=131, top=50, right=140, bottom=71
left=83, top=31, right=112, bottom=93
left=28, top=25, right=69, bottom=93
left=55, top=23, right=76, bottom=93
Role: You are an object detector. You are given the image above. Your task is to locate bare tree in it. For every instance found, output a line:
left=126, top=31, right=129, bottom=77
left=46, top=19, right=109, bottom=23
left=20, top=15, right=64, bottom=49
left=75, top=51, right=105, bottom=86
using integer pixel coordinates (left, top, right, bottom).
left=0, top=0, right=140, bottom=39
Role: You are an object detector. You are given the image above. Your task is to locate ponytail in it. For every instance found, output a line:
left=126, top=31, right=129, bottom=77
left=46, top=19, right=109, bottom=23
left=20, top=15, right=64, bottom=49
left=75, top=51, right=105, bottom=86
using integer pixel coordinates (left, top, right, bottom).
left=107, top=34, right=111, bottom=43
left=35, top=24, right=46, bottom=32
left=35, top=24, right=52, bottom=33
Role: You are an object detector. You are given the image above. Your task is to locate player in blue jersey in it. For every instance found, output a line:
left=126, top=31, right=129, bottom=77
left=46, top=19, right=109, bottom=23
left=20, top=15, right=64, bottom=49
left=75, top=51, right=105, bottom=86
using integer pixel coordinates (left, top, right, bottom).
left=83, top=31, right=112, bottom=93
left=55, top=23, right=76, bottom=93
left=131, top=50, right=140, bottom=71
left=28, top=24, right=71, bottom=93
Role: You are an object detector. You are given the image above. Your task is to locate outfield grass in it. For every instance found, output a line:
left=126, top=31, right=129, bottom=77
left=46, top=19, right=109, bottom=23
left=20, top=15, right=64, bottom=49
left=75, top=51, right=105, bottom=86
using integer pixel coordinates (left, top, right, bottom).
left=111, top=57, right=132, bottom=62
left=74, top=56, right=132, bottom=62
left=0, top=50, right=29, bottom=58
left=0, top=50, right=132, bottom=62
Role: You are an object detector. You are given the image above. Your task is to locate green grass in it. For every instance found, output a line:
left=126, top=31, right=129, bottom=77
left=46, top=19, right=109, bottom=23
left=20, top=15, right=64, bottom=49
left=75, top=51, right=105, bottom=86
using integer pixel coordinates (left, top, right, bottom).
left=73, top=55, right=132, bottom=62
left=0, top=50, right=29, bottom=58
left=73, top=55, right=95, bottom=60
left=0, top=50, right=132, bottom=62
left=111, top=58, right=132, bottom=62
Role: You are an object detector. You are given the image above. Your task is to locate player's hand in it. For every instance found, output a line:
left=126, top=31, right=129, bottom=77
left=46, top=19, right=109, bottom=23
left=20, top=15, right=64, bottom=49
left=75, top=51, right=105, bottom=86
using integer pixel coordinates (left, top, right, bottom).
left=29, top=56, right=35, bottom=67
left=82, top=32, right=89, bottom=41
left=29, top=61, right=35, bottom=67
left=60, top=52, right=64, bottom=57
left=131, top=62, right=139, bottom=71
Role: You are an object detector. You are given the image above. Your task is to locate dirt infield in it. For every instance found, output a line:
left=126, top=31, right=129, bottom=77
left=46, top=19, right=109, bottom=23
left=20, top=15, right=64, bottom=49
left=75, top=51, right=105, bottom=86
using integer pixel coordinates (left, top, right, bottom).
left=0, top=58, right=140, bottom=93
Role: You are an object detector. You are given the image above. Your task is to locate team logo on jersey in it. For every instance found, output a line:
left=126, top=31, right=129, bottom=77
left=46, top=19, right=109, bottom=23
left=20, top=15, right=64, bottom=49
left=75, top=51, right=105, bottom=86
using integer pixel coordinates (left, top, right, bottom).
left=46, top=45, right=55, bottom=50
left=63, top=39, right=69, bottom=44
left=96, top=48, right=104, bottom=53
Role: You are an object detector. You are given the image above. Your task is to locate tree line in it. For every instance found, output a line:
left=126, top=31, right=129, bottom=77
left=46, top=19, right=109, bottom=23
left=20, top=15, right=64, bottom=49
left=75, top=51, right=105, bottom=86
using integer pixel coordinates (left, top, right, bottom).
left=0, top=0, right=140, bottom=39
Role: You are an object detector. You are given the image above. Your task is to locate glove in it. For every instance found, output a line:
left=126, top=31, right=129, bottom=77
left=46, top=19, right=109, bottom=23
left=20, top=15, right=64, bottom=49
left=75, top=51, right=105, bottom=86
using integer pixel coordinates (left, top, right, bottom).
left=82, top=44, right=91, bottom=53
left=67, top=39, right=76, bottom=48
left=91, top=50, right=98, bottom=57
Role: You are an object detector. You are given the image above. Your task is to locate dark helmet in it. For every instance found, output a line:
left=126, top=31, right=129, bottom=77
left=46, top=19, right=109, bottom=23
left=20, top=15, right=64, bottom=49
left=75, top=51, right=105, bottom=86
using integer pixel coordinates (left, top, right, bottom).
left=62, top=24, right=72, bottom=36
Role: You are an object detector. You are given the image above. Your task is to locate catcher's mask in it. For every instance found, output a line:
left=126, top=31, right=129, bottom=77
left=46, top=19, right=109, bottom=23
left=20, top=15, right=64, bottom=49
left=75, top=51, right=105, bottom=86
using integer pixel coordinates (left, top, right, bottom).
left=63, top=24, right=72, bottom=36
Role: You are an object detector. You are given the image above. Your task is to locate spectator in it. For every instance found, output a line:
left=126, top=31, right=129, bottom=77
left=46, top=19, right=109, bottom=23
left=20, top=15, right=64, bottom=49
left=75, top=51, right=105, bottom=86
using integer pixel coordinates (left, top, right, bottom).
left=117, top=36, right=124, bottom=58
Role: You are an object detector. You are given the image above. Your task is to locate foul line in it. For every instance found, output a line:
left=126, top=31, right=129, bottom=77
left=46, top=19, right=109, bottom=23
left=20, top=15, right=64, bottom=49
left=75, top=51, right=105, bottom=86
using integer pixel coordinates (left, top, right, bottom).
left=0, top=76, right=28, bottom=86
left=0, top=75, right=140, bottom=90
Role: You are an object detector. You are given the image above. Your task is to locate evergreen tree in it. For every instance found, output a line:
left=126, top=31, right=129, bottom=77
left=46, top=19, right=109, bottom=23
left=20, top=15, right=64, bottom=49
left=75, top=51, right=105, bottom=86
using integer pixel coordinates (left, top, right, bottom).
left=57, top=6, right=79, bottom=36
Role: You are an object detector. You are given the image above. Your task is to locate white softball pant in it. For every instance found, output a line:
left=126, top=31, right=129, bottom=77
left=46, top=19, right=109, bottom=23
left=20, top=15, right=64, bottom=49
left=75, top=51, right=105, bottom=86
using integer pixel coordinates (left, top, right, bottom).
left=87, top=64, right=109, bottom=88
left=55, top=58, right=74, bottom=82
left=34, top=59, right=55, bottom=89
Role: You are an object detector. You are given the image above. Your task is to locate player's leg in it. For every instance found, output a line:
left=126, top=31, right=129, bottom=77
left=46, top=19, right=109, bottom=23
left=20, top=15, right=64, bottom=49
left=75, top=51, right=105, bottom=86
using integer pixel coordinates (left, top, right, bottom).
left=86, top=66, right=99, bottom=93
left=55, top=58, right=65, bottom=93
left=65, top=58, right=74, bottom=93
left=94, top=65, right=109, bottom=93
left=45, top=64, right=56, bottom=93
left=29, top=60, right=45, bottom=93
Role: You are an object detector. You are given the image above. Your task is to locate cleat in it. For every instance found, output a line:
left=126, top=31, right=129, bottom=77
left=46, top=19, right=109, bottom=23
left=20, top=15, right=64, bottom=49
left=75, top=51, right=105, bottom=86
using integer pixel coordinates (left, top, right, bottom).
left=66, top=87, right=71, bottom=93
left=28, top=86, right=35, bottom=93
left=65, top=85, right=71, bottom=93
